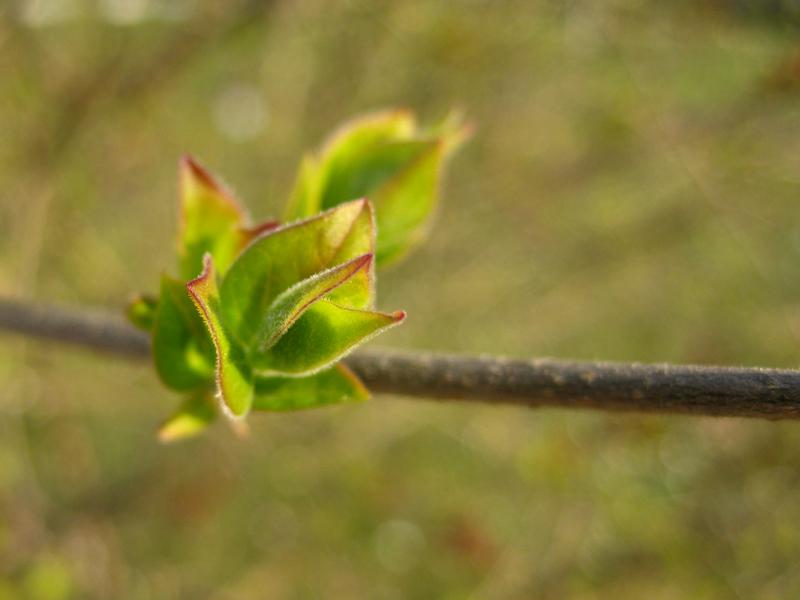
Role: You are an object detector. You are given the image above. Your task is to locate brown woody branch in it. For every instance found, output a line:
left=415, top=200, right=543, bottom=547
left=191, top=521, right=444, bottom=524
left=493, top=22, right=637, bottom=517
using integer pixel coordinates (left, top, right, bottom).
left=2, top=297, right=800, bottom=420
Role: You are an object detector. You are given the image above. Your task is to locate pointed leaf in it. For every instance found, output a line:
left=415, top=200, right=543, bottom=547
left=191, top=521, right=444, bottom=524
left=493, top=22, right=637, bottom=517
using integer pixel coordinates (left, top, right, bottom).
left=187, top=255, right=254, bottom=418
left=126, top=294, right=158, bottom=331
left=319, top=138, right=447, bottom=267
left=158, top=394, right=217, bottom=443
left=152, top=276, right=215, bottom=390
left=221, top=199, right=375, bottom=346
left=178, top=156, right=280, bottom=280
left=371, top=142, right=444, bottom=266
left=258, top=253, right=373, bottom=351
left=252, top=300, right=405, bottom=376
left=320, top=140, right=434, bottom=211
left=254, top=364, right=369, bottom=411
left=321, top=109, right=416, bottom=161
left=283, top=110, right=469, bottom=269
left=284, top=110, right=416, bottom=220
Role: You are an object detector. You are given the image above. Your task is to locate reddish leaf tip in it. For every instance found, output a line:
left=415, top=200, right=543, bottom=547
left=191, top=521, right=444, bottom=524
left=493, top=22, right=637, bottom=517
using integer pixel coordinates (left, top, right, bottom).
left=179, top=154, right=246, bottom=220
left=180, top=154, right=217, bottom=190
left=353, top=252, right=373, bottom=270
left=391, top=310, right=407, bottom=321
left=186, top=253, right=214, bottom=297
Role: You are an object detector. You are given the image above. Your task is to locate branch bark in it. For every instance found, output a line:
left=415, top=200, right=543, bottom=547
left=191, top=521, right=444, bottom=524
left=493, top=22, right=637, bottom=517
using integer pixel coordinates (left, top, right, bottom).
left=2, top=297, right=800, bottom=420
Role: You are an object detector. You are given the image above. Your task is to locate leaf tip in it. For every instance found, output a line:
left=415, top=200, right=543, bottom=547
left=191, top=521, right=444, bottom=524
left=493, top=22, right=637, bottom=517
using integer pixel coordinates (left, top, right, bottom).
left=349, top=196, right=372, bottom=212
left=229, top=417, right=251, bottom=438
left=180, top=154, right=217, bottom=190
left=216, top=388, right=249, bottom=422
left=156, top=396, right=216, bottom=443
left=354, top=251, right=373, bottom=270
left=156, top=422, right=183, bottom=444
left=186, top=253, right=214, bottom=297
left=157, top=419, right=204, bottom=444
left=391, top=309, right=407, bottom=322
left=179, top=154, right=245, bottom=219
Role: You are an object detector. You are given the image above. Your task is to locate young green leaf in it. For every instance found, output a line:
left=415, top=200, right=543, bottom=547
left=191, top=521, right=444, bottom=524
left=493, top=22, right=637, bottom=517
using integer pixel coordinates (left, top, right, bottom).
left=370, top=142, right=444, bottom=265
left=221, top=199, right=375, bottom=346
left=321, top=109, right=416, bottom=161
left=283, top=109, right=469, bottom=268
left=285, top=110, right=416, bottom=219
left=253, top=364, right=369, bottom=411
left=320, top=140, right=435, bottom=211
left=158, top=393, right=217, bottom=443
left=152, top=276, right=215, bottom=391
left=257, top=253, right=373, bottom=351
left=130, top=111, right=448, bottom=439
left=179, top=155, right=245, bottom=279
left=187, top=255, right=254, bottom=418
left=178, top=155, right=278, bottom=279
left=252, top=300, right=405, bottom=376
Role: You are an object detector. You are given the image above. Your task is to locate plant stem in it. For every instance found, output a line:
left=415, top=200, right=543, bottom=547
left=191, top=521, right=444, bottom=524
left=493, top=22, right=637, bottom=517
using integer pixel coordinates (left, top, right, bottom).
left=2, top=297, right=800, bottom=420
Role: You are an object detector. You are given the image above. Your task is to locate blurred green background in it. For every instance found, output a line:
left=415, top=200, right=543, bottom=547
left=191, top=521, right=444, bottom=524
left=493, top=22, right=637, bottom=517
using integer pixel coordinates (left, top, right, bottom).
left=4, top=0, right=800, bottom=598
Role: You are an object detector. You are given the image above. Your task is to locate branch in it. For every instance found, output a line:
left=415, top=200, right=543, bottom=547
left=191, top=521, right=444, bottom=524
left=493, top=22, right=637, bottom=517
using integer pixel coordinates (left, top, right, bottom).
left=2, top=297, right=800, bottom=420
left=0, top=297, right=149, bottom=359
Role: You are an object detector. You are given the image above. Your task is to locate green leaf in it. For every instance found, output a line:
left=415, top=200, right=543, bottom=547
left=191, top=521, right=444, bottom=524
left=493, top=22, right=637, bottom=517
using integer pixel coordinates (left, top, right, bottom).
left=254, top=363, right=369, bottom=411
left=158, top=393, right=217, bottom=442
left=320, top=140, right=435, bottom=211
left=221, top=199, right=374, bottom=347
left=252, top=300, right=405, bottom=376
left=371, top=142, right=444, bottom=265
left=179, top=155, right=245, bottom=279
left=152, top=275, right=215, bottom=391
left=322, top=109, right=417, bottom=160
left=284, top=110, right=416, bottom=221
left=178, top=155, right=278, bottom=279
left=133, top=124, right=429, bottom=437
left=187, top=255, right=254, bottom=418
left=282, top=110, right=469, bottom=268
left=317, top=138, right=446, bottom=267
left=257, top=253, right=373, bottom=352
left=126, top=294, right=158, bottom=331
